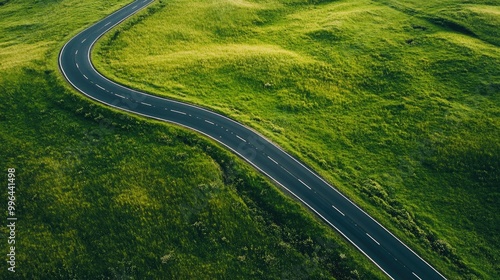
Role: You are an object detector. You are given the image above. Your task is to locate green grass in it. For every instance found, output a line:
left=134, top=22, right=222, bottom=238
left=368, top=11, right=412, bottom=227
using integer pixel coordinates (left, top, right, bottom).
left=0, top=0, right=386, bottom=279
left=94, top=0, right=500, bottom=278
left=373, top=0, right=500, bottom=46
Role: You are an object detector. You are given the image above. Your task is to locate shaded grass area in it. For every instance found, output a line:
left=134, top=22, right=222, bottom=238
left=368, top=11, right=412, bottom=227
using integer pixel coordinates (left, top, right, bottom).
left=1, top=68, right=382, bottom=279
left=0, top=0, right=385, bottom=279
left=94, top=0, right=500, bottom=278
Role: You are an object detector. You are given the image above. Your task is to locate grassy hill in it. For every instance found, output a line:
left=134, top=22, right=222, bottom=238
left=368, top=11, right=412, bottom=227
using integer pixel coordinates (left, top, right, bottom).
left=0, top=0, right=386, bottom=279
left=93, top=0, right=500, bottom=278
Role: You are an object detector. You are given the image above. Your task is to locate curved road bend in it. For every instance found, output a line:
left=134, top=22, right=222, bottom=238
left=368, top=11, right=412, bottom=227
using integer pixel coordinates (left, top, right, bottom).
left=59, top=1, right=447, bottom=279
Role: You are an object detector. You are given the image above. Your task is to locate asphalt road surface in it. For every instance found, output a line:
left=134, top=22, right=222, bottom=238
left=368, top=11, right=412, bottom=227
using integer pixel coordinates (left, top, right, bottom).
left=59, top=0, right=447, bottom=279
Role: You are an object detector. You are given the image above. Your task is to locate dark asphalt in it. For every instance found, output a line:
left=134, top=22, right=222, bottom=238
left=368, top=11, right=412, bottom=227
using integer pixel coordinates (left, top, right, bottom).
left=58, top=1, right=447, bottom=279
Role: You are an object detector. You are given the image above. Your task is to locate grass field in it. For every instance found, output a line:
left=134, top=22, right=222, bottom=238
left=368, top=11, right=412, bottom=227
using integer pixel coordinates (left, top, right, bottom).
left=0, top=0, right=387, bottom=279
left=94, top=0, right=500, bottom=278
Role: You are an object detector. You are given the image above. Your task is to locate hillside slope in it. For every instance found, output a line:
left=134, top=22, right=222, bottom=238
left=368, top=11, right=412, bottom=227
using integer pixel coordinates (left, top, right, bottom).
left=94, top=0, right=500, bottom=278
left=0, top=1, right=385, bottom=279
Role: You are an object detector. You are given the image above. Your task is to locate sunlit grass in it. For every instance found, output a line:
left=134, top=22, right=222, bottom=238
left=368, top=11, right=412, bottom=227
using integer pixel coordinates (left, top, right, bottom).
left=0, top=0, right=387, bottom=279
left=94, top=0, right=500, bottom=278
left=0, top=42, right=49, bottom=70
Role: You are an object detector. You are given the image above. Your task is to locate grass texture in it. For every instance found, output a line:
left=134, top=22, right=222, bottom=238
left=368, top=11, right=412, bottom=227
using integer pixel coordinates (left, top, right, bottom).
left=0, top=0, right=386, bottom=279
left=93, top=0, right=500, bottom=278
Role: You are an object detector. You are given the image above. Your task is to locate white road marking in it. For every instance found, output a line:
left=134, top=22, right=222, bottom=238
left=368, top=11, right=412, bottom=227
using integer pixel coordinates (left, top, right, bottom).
left=236, top=135, right=246, bottom=142
left=141, top=102, right=152, bottom=106
left=75, top=50, right=78, bottom=55
left=366, top=233, right=380, bottom=245
left=115, top=94, right=126, bottom=99
left=204, top=120, right=215, bottom=125
left=57, top=1, right=445, bottom=278
left=83, top=74, right=88, bottom=80
left=412, top=272, right=422, bottom=280
left=298, top=179, right=312, bottom=190
left=332, top=205, right=345, bottom=216
left=267, top=156, right=278, bottom=165
left=81, top=39, right=86, bottom=43
left=105, top=22, right=111, bottom=26
left=76, top=63, right=79, bottom=69
left=132, top=5, right=137, bottom=9
left=171, top=110, right=186, bottom=115
left=96, top=84, right=105, bottom=90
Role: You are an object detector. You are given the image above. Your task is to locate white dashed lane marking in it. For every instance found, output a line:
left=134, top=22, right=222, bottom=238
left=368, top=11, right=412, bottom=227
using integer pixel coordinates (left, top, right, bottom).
left=366, top=233, right=380, bottom=245
left=267, top=156, right=278, bottom=165
left=298, top=179, right=312, bottom=190
left=96, top=84, right=105, bottom=91
left=171, top=110, right=186, bottom=115
left=332, top=205, right=345, bottom=216
left=236, top=135, right=246, bottom=142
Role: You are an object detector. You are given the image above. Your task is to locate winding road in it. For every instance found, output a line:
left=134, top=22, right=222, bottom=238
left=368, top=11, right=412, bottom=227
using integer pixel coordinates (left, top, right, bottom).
left=58, top=0, right=447, bottom=279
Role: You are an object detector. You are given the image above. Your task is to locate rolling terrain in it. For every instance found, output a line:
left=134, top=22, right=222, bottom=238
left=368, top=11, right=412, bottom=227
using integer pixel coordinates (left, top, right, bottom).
left=93, top=0, right=500, bottom=278
left=59, top=0, right=446, bottom=278
left=0, top=0, right=387, bottom=279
